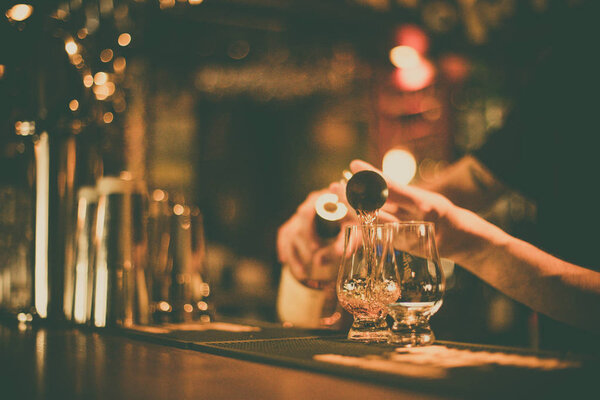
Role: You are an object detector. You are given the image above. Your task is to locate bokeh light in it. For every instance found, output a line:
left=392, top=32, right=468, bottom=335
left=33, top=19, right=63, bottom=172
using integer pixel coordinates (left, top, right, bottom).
left=65, top=40, right=78, bottom=55
left=69, top=99, right=79, bottom=111
left=118, top=33, right=132, bottom=47
left=94, top=72, right=108, bottom=85
left=393, top=58, right=435, bottom=92
left=382, top=148, right=417, bottom=185
left=173, top=204, right=185, bottom=216
left=113, top=57, right=126, bottom=73
left=5, top=4, right=33, bottom=22
left=100, top=49, right=114, bottom=63
left=395, top=24, right=429, bottom=55
left=83, top=74, right=94, bottom=88
left=152, top=189, right=166, bottom=202
left=439, top=54, right=470, bottom=83
left=389, top=45, right=421, bottom=69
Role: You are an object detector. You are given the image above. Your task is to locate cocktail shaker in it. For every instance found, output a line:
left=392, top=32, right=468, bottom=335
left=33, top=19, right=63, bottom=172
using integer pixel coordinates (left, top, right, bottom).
left=70, top=186, right=98, bottom=324
left=92, top=176, right=149, bottom=328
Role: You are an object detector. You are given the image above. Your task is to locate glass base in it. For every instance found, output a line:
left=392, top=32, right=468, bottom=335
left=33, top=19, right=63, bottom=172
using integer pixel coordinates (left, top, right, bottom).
left=347, top=317, right=390, bottom=343
left=388, top=322, right=435, bottom=347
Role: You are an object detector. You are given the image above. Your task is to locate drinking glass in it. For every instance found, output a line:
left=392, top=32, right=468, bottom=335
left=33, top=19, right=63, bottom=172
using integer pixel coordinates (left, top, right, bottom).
left=147, top=191, right=212, bottom=324
left=336, top=224, right=399, bottom=342
left=384, top=222, right=445, bottom=347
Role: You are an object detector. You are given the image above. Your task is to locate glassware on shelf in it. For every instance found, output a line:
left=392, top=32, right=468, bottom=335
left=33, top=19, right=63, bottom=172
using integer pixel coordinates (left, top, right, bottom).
left=336, top=224, right=399, bottom=342
left=384, top=222, right=445, bottom=347
left=147, top=189, right=172, bottom=322
left=167, top=202, right=212, bottom=323
left=147, top=190, right=213, bottom=324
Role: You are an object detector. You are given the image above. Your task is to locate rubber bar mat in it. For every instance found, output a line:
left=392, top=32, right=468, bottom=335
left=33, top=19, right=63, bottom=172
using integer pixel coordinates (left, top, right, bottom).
left=116, top=323, right=597, bottom=399
left=202, top=337, right=595, bottom=396
left=121, top=321, right=343, bottom=348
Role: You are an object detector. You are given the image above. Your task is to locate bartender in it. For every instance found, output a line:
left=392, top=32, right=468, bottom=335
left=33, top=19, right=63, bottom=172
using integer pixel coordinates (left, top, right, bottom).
left=277, top=1, right=600, bottom=351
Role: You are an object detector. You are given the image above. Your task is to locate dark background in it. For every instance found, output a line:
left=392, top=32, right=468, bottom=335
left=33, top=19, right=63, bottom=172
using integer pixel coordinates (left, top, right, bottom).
left=1, top=0, right=586, bottom=346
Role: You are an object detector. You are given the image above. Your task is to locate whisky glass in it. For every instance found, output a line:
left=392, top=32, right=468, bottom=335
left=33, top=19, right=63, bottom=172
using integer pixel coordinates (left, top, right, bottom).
left=336, top=224, right=399, bottom=342
left=384, top=222, right=445, bottom=347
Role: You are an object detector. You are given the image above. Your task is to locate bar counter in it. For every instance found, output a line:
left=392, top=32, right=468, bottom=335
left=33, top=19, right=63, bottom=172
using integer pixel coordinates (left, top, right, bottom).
left=0, top=319, right=597, bottom=399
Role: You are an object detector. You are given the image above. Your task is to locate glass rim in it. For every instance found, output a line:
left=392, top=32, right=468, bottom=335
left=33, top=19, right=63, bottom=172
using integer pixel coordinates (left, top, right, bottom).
left=343, top=221, right=434, bottom=232
left=384, top=220, right=434, bottom=227
left=343, top=223, right=388, bottom=232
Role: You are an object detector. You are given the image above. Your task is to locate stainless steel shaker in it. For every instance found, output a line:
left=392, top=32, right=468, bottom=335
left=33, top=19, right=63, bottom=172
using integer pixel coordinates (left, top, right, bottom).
left=92, top=176, right=149, bottom=328
left=70, top=186, right=98, bottom=324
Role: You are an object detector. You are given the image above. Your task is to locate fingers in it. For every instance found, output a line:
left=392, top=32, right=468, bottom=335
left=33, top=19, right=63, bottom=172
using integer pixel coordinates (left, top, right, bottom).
left=288, top=255, right=309, bottom=282
left=350, top=159, right=412, bottom=208
left=347, top=159, right=442, bottom=221
left=381, top=190, right=419, bottom=216
left=328, top=181, right=347, bottom=204
left=276, top=221, right=298, bottom=264
left=291, top=232, right=316, bottom=266
left=276, top=210, right=318, bottom=282
left=333, top=228, right=347, bottom=258
left=377, top=210, right=400, bottom=223
left=311, top=246, right=342, bottom=280
left=297, top=189, right=327, bottom=216
left=349, top=159, right=395, bottom=191
left=349, top=159, right=381, bottom=175
left=277, top=229, right=313, bottom=282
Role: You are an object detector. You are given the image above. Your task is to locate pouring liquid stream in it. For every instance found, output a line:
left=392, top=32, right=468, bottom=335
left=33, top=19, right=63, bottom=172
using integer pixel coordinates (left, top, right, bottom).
left=357, top=209, right=379, bottom=304
left=342, top=170, right=393, bottom=317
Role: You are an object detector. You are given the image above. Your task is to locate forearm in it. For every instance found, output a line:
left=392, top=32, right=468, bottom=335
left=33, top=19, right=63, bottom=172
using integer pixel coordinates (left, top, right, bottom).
left=447, top=206, right=600, bottom=333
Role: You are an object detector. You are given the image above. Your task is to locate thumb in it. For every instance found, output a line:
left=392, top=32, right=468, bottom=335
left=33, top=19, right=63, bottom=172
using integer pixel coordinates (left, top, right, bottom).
left=349, top=159, right=381, bottom=175
left=350, top=159, right=396, bottom=190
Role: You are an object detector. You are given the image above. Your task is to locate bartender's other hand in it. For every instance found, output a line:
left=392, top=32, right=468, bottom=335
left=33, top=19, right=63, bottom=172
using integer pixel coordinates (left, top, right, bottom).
left=339, top=159, right=465, bottom=258
left=277, top=189, right=350, bottom=282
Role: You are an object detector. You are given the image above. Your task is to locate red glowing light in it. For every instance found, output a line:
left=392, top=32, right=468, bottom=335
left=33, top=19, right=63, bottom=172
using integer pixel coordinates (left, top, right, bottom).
left=395, top=24, right=429, bottom=55
left=439, top=54, right=470, bottom=83
left=393, top=59, right=435, bottom=92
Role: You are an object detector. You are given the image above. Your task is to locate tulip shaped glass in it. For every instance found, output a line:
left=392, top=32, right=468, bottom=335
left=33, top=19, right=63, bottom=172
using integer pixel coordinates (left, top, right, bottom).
left=336, top=224, right=399, bottom=342
left=384, top=222, right=445, bottom=347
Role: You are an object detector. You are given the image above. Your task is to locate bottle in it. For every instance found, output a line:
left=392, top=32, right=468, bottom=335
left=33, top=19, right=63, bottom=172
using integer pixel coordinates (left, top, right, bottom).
left=0, top=121, right=37, bottom=319
left=276, top=191, right=348, bottom=329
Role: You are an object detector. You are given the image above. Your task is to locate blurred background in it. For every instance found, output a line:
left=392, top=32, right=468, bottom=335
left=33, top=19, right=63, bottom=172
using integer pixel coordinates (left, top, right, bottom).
left=2, top=0, right=579, bottom=346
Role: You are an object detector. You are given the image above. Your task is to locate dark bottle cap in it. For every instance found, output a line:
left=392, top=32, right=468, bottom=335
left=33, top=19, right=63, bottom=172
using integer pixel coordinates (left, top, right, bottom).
left=345, top=170, right=388, bottom=212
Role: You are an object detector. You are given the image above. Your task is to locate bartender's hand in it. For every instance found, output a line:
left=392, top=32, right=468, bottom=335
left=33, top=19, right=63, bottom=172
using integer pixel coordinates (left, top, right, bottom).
left=329, top=159, right=472, bottom=260
left=277, top=189, right=354, bottom=282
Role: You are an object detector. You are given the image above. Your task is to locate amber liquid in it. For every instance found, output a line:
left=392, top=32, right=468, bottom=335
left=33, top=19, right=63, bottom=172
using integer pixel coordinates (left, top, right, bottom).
left=339, top=277, right=399, bottom=319
left=339, top=209, right=392, bottom=316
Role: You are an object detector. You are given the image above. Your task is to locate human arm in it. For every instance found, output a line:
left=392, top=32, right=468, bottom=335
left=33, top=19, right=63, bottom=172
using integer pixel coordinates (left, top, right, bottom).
left=338, top=159, right=600, bottom=333
left=449, top=206, right=600, bottom=333
left=275, top=155, right=500, bottom=278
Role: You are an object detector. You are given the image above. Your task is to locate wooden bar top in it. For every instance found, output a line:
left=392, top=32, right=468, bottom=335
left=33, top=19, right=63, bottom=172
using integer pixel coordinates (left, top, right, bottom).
left=0, top=323, right=445, bottom=400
